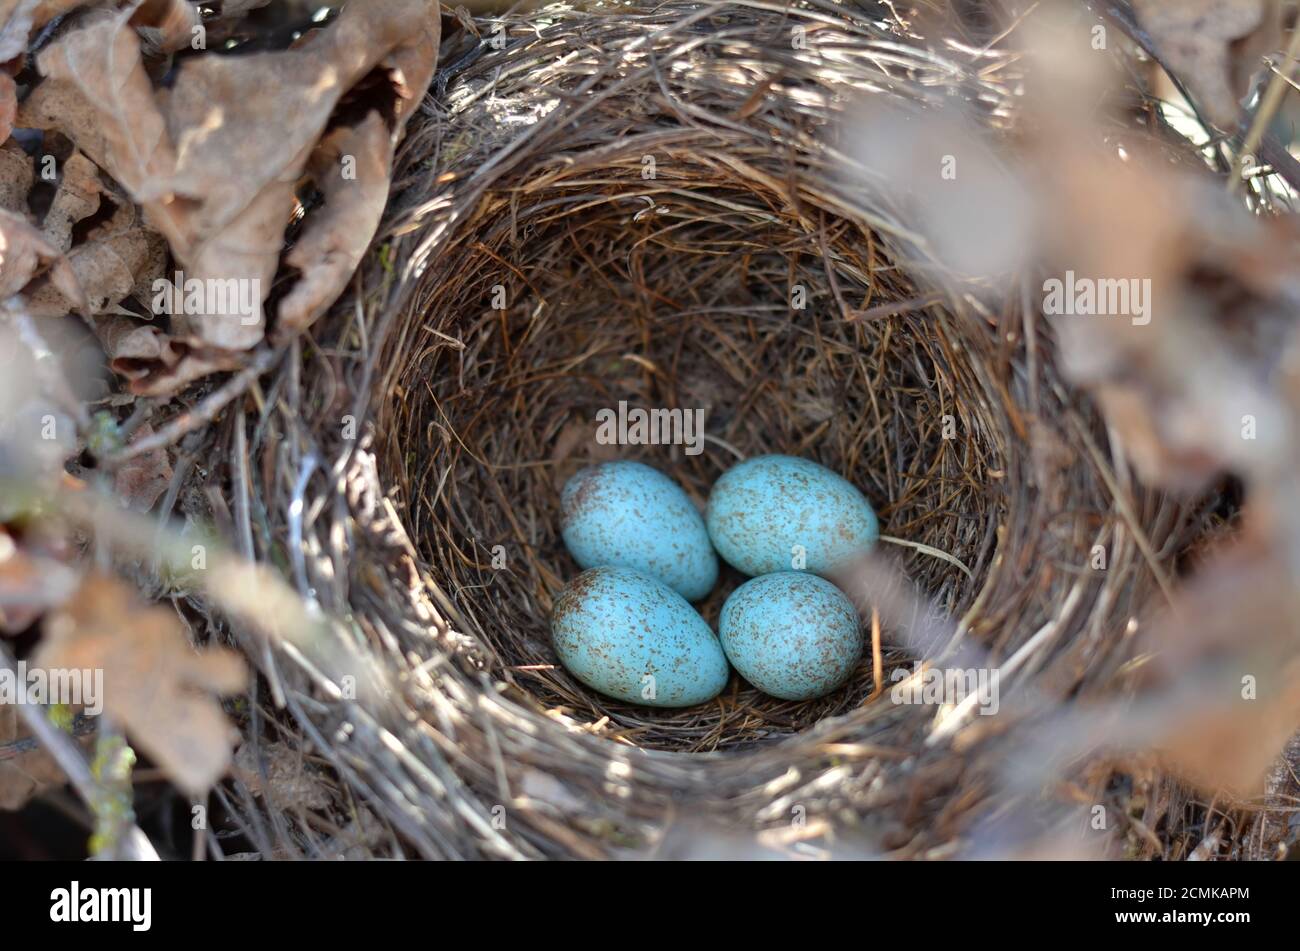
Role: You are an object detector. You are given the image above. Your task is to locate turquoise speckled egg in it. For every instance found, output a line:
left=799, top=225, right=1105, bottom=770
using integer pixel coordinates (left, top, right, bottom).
left=551, top=567, right=730, bottom=707
left=706, top=455, right=878, bottom=577
left=561, top=460, right=718, bottom=601
left=719, top=572, right=862, bottom=701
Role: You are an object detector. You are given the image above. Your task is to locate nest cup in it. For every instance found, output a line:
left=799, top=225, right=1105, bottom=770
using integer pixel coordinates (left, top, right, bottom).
left=256, top=2, right=1198, bottom=857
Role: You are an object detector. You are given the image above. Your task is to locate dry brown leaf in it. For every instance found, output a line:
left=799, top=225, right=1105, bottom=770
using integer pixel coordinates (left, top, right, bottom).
left=0, top=701, right=71, bottom=810
left=1136, top=528, right=1300, bottom=798
left=154, top=0, right=431, bottom=220
left=278, top=112, right=391, bottom=336
left=41, top=150, right=101, bottom=252
left=152, top=0, right=439, bottom=347
left=129, top=0, right=200, bottom=56
left=277, top=2, right=440, bottom=334
left=0, top=140, right=33, bottom=213
left=1038, top=141, right=1300, bottom=494
left=209, top=0, right=270, bottom=16
left=94, top=313, right=172, bottom=366
left=28, top=225, right=164, bottom=317
left=20, top=0, right=439, bottom=368
left=0, top=208, right=55, bottom=295
left=125, top=345, right=241, bottom=396
left=1, top=1, right=193, bottom=64
left=112, top=421, right=172, bottom=511
left=32, top=0, right=96, bottom=23
left=34, top=573, right=247, bottom=795
left=92, top=315, right=242, bottom=396
left=0, top=526, right=80, bottom=634
left=1132, top=0, right=1282, bottom=130
left=0, top=71, right=14, bottom=143
left=19, top=6, right=177, bottom=214
left=0, top=207, right=86, bottom=307
left=0, top=0, right=42, bottom=63
left=184, top=0, right=270, bottom=50
left=168, top=163, right=299, bottom=351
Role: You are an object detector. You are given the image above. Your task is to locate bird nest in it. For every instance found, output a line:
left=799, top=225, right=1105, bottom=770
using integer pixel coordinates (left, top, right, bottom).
left=235, top=1, right=1211, bottom=858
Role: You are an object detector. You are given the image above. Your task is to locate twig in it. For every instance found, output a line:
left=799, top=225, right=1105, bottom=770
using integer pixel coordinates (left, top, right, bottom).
left=1230, top=23, right=1300, bottom=194
left=0, top=713, right=98, bottom=761
left=864, top=607, right=884, bottom=703
left=845, top=293, right=946, bottom=323
left=104, top=348, right=284, bottom=465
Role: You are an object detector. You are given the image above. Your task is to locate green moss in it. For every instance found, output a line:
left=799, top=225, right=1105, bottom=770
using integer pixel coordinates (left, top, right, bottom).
left=48, top=703, right=74, bottom=732
left=87, top=732, right=137, bottom=858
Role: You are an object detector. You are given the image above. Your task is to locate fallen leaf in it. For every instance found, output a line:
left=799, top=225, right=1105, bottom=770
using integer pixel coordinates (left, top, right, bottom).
left=32, top=0, right=98, bottom=23
left=278, top=112, right=391, bottom=336
left=0, top=0, right=195, bottom=64
left=90, top=315, right=241, bottom=396
left=0, top=140, right=33, bottom=213
left=207, top=0, right=271, bottom=16
left=0, top=208, right=85, bottom=309
left=19, top=5, right=177, bottom=220
left=1038, top=143, right=1300, bottom=493
left=0, top=0, right=42, bottom=63
left=1132, top=0, right=1282, bottom=130
left=93, top=314, right=172, bottom=368
left=33, top=573, right=246, bottom=795
left=1136, top=529, right=1300, bottom=798
left=277, top=0, right=440, bottom=334
left=0, top=71, right=14, bottom=143
left=40, top=150, right=102, bottom=253
left=20, top=0, right=440, bottom=365
left=0, top=526, right=80, bottom=634
left=28, top=225, right=165, bottom=317
left=128, top=0, right=200, bottom=56
left=183, top=0, right=272, bottom=50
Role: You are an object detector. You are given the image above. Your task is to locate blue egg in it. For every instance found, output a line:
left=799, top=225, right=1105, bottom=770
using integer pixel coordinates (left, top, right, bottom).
left=719, top=572, right=862, bottom=701
left=706, top=455, right=878, bottom=577
left=551, top=567, right=730, bottom=707
left=561, top=461, right=718, bottom=601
